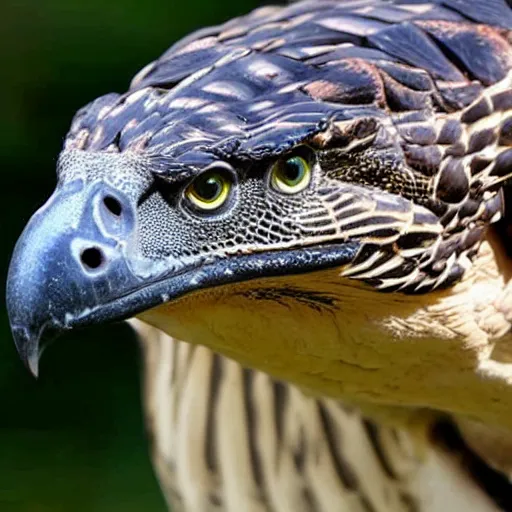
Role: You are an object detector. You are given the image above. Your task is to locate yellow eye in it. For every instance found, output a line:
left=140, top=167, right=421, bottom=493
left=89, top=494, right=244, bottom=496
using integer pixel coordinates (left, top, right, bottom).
left=270, top=154, right=311, bottom=194
left=185, top=170, right=231, bottom=211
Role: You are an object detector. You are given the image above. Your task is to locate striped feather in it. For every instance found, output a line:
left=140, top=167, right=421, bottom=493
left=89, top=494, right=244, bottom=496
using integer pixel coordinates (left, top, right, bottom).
left=58, top=1, right=512, bottom=507
left=60, top=0, right=512, bottom=296
left=134, top=320, right=505, bottom=512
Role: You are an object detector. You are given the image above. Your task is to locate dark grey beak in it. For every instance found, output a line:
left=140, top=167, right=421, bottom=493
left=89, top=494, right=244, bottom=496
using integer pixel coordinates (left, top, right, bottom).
left=7, top=178, right=361, bottom=377
left=6, top=179, right=146, bottom=376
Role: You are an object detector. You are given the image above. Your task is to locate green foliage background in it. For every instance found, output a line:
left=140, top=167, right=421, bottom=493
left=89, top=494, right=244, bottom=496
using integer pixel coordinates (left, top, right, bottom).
left=0, top=0, right=259, bottom=509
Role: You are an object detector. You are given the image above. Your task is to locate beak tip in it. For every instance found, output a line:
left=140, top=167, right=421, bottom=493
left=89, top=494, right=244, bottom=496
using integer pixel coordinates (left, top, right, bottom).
left=27, top=354, right=40, bottom=379
left=11, top=325, right=41, bottom=379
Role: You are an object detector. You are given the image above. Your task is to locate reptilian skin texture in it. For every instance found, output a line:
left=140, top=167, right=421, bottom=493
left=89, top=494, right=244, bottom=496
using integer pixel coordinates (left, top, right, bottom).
left=39, top=0, right=512, bottom=510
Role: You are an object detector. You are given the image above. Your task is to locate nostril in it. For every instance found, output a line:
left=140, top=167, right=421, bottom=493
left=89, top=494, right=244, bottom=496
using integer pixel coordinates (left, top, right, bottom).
left=80, top=247, right=105, bottom=271
left=103, top=195, right=122, bottom=217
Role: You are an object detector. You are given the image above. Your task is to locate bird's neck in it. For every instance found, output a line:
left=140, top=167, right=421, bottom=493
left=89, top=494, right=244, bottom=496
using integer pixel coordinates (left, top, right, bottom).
left=137, top=237, right=512, bottom=433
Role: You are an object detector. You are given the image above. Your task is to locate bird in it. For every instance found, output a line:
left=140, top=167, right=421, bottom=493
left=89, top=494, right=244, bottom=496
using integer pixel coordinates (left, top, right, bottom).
left=6, top=0, right=512, bottom=510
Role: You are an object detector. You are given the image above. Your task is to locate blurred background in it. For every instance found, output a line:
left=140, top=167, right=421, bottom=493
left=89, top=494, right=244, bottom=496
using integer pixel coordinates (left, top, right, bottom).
left=0, top=0, right=260, bottom=510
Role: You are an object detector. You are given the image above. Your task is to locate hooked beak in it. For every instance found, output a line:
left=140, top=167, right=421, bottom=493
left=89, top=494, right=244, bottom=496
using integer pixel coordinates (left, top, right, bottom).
left=6, top=178, right=360, bottom=377
left=6, top=178, right=156, bottom=377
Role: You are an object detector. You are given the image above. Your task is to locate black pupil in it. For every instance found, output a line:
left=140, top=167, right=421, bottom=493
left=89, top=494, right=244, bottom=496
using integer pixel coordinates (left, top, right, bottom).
left=283, top=158, right=302, bottom=182
left=195, top=174, right=221, bottom=201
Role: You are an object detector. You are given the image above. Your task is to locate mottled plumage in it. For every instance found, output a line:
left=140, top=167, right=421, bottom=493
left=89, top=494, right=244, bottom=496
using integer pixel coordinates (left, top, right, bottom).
left=6, top=1, right=512, bottom=511
left=62, top=0, right=512, bottom=295
left=136, top=320, right=512, bottom=512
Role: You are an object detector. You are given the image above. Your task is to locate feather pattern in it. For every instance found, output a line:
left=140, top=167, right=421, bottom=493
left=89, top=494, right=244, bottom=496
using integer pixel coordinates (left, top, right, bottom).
left=62, top=0, right=512, bottom=296
left=63, top=0, right=512, bottom=509
left=135, top=321, right=506, bottom=512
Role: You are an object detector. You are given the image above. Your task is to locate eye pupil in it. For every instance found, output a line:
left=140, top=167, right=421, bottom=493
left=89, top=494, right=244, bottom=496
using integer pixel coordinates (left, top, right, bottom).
left=282, top=158, right=303, bottom=184
left=195, top=175, right=221, bottom=202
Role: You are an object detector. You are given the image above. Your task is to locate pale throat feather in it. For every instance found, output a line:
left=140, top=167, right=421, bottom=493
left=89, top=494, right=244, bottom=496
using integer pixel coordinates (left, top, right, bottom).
left=138, top=235, right=512, bottom=431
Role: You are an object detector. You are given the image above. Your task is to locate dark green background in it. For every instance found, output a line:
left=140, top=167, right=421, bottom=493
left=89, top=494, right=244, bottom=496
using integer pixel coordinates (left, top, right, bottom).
left=0, top=1, right=259, bottom=510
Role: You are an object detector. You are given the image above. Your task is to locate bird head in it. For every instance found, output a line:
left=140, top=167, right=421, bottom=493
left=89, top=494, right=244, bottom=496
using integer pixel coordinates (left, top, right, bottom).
left=6, top=4, right=512, bottom=423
